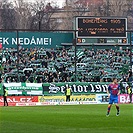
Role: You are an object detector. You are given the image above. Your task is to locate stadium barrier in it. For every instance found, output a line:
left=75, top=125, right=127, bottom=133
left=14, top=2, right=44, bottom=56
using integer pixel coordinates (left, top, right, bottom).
left=0, top=82, right=132, bottom=106
left=0, top=82, right=110, bottom=96
left=0, top=82, right=131, bottom=96
left=38, top=95, right=96, bottom=102
left=0, top=94, right=132, bottom=106
left=0, top=96, right=38, bottom=106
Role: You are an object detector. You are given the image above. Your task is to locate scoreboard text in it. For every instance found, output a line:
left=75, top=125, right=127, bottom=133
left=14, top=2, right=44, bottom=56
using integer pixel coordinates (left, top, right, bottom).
left=76, top=17, right=127, bottom=38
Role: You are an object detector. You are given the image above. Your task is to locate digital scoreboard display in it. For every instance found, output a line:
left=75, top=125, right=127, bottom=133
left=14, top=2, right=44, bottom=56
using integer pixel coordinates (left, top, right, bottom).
left=76, top=17, right=127, bottom=38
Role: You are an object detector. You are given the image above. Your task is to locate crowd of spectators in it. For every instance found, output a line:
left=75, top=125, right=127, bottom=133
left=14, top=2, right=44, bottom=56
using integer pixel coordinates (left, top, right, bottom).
left=0, top=46, right=132, bottom=83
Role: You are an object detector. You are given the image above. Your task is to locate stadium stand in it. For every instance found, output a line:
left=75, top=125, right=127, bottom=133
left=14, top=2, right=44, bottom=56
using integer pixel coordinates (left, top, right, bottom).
left=0, top=46, right=132, bottom=83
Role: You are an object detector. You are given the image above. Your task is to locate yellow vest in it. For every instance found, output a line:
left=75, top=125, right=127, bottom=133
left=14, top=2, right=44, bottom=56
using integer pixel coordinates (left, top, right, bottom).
left=66, top=88, right=71, bottom=96
left=128, top=88, right=131, bottom=94
left=4, top=90, right=8, bottom=96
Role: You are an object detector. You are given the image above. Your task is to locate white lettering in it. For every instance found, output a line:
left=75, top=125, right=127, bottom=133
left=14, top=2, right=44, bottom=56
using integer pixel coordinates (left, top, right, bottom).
left=83, top=85, right=88, bottom=92
left=77, top=85, right=83, bottom=92
left=19, top=38, right=23, bottom=45
left=90, top=84, right=95, bottom=92
left=61, top=86, right=65, bottom=93
left=3, top=38, right=9, bottom=44
left=95, top=85, right=102, bottom=92
left=73, top=84, right=77, bottom=92
left=24, top=38, right=30, bottom=45
left=30, top=36, right=36, bottom=45
left=126, top=95, right=130, bottom=103
left=44, top=38, right=49, bottom=45
left=7, top=98, right=19, bottom=102
left=49, top=38, right=52, bottom=45
left=12, top=38, right=17, bottom=45
left=102, top=85, right=108, bottom=92
left=120, top=96, right=126, bottom=103
left=36, top=38, right=43, bottom=45
left=27, top=98, right=32, bottom=102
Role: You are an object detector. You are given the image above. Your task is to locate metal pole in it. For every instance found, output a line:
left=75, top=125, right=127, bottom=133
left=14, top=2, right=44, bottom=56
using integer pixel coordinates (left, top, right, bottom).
left=107, top=0, right=110, bottom=16
left=39, top=11, right=41, bottom=30
left=130, top=31, right=132, bottom=68
left=16, top=30, right=19, bottom=82
left=39, top=21, right=41, bottom=30
left=74, top=31, right=77, bottom=82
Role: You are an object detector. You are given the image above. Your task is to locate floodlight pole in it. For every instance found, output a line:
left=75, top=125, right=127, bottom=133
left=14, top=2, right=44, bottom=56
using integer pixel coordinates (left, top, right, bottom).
left=129, top=31, right=132, bottom=68
left=39, top=21, right=41, bottom=30
left=16, top=30, right=20, bottom=82
left=107, top=0, right=110, bottom=16
left=74, top=31, right=77, bottom=82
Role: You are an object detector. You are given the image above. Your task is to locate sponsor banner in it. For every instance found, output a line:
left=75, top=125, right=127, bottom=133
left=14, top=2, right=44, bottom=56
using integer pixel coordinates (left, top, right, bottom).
left=60, top=102, right=80, bottom=105
left=58, top=101, right=98, bottom=105
left=96, top=94, right=133, bottom=104
left=40, top=102, right=58, bottom=105
left=96, top=94, right=109, bottom=104
left=16, top=103, right=28, bottom=106
left=80, top=101, right=98, bottom=104
left=0, top=96, right=38, bottom=106
left=14, top=102, right=58, bottom=106
left=16, top=102, right=59, bottom=106
left=118, top=94, right=133, bottom=104
left=38, top=95, right=96, bottom=102
left=0, top=103, right=16, bottom=106
left=16, top=102, right=38, bottom=106
left=43, top=82, right=109, bottom=95
left=16, top=101, right=98, bottom=106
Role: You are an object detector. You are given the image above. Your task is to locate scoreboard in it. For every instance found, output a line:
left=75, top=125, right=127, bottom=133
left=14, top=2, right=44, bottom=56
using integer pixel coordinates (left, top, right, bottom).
left=76, top=17, right=127, bottom=38
left=77, top=38, right=128, bottom=44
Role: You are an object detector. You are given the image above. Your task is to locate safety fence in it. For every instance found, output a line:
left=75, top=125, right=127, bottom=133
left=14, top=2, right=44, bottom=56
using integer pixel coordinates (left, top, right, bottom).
left=0, top=82, right=131, bottom=96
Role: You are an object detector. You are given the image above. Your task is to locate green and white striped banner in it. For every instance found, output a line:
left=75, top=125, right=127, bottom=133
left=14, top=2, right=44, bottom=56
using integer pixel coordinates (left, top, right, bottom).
left=76, top=51, right=84, bottom=59
left=3, top=83, right=43, bottom=95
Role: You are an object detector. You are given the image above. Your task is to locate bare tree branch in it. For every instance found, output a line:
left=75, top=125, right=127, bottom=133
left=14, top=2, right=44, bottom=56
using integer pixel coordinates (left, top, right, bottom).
left=29, top=0, right=59, bottom=30
left=0, top=2, right=17, bottom=29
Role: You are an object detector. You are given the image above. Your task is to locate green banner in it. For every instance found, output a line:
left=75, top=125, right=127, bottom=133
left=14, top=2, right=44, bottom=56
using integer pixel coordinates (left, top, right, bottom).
left=43, top=82, right=132, bottom=95
left=42, top=82, right=110, bottom=95
left=2, top=83, right=43, bottom=95
left=0, top=82, right=131, bottom=96
left=0, top=32, right=73, bottom=48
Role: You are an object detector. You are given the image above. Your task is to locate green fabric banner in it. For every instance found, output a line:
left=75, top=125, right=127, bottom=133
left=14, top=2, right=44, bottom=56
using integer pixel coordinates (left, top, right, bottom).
left=42, top=82, right=110, bottom=95
left=2, top=83, right=43, bottom=95
left=0, top=82, right=131, bottom=96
